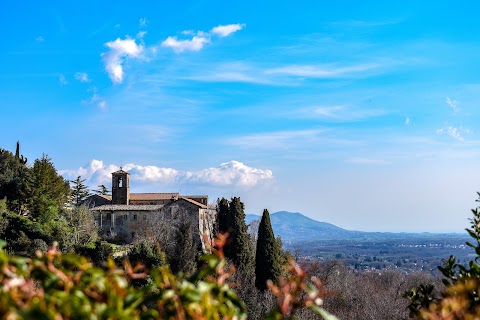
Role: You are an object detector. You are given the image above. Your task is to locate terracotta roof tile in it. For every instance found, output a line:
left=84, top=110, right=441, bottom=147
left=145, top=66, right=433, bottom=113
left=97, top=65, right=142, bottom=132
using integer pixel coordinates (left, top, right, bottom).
left=91, top=204, right=164, bottom=211
left=130, top=193, right=179, bottom=201
left=179, top=197, right=207, bottom=209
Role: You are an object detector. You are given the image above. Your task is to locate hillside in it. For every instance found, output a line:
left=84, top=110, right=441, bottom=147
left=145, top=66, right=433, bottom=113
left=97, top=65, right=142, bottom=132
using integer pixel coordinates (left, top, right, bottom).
left=246, top=211, right=466, bottom=243
left=246, top=211, right=358, bottom=242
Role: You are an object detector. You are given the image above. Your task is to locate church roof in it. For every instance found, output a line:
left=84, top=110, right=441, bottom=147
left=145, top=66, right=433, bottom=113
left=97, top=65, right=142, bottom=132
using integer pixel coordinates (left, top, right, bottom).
left=91, top=204, right=164, bottom=211
left=112, top=169, right=130, bottom=175
left=97, top=194, right=112, bottom=201
left=179, top=197, right=207, bottom=209
left=130, top=193, right=179, bottom=201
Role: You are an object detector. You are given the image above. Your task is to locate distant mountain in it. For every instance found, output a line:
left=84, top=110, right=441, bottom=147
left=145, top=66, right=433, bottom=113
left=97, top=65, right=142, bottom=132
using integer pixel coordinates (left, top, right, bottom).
left=245, top=211, right=465, bottom=243
left=246, top=211, right=359, bottom=242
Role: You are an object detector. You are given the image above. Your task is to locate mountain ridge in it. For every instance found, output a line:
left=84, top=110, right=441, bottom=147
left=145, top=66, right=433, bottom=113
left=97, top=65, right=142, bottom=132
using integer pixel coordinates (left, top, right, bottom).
left=246, top=211, right=465, bottom=243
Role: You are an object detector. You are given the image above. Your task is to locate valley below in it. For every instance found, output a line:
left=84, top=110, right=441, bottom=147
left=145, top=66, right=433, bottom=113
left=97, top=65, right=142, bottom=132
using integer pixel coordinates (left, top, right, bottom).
left=247, top=211, right=472, bottom=273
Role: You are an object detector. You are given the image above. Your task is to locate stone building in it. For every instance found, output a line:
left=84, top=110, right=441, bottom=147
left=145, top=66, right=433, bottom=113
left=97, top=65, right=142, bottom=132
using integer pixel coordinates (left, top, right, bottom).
left=88, top=169, right=216, bottom=251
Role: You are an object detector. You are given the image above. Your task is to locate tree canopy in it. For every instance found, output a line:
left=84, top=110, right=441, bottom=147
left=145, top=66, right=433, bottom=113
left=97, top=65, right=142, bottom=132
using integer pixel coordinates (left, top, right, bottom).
left=69, top=176, right=90, bottom=206
left=255, top=209, right=282, bottom=291
left=225, top=197, right=254, bottom=277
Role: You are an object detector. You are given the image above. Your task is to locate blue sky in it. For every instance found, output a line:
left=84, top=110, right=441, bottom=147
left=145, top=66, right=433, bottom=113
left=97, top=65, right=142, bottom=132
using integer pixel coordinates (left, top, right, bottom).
left=2, top=1, right=480, bottom=232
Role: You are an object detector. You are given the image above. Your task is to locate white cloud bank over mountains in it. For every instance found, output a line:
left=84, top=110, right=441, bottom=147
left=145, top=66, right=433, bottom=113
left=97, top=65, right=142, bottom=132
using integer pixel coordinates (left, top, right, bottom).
left=59, top=160, right=273, bottom=189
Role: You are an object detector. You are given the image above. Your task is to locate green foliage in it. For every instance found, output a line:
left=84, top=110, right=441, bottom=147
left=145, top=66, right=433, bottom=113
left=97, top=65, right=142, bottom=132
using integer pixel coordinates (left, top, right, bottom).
left=404, top=193, right=480, bottom=319
left=168, top=217, right=198, bottom=275
left=0, top=236, right=335, bottom=320
left=69, top=175, right=91, bottom=206
left=0, top=148, right=32, bottom=214
left=14, top=141, right=27, bottom=165
left=94, top=184, right=110, bottom=195
left=74, top=241, right=113, bottom=266
left=127, top=241, right=166, bottom=270
left=31, top=154, right=70, bottom=218
left=225, top=197, right=255, bottom=277
left=255, top=209, right=282, bottom=291
left=1, top=211, right=52, bottom=253
left=61, top=205, right=98, bottom=249
left=29, top=238, right=48, bottom=256
left=217, top=197, right=229, bottom=234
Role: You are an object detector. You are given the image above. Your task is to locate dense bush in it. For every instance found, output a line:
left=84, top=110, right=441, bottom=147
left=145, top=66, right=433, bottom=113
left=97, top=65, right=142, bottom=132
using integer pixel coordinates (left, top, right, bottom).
left=0, top=235, right=337, bottom=320
left=404, top=194, right=480, bottom=319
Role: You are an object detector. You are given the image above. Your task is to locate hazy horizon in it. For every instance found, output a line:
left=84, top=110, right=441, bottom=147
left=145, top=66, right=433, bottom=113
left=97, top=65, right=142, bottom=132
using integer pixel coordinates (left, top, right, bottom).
left=2, top=1, right=480, bottom=233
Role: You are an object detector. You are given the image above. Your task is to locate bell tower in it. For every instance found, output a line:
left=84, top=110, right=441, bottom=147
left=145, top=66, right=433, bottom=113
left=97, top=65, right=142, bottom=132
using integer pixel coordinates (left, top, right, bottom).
left=112, top=168, right=130, bottom=205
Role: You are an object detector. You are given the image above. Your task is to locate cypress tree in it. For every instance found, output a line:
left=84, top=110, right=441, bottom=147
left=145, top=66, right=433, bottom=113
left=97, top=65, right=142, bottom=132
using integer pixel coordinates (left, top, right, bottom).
left=217, top=197, right=229, bottom=234
left=225, top=197, right=254, bottom=276
left=255, top=209, right=282, bottom=291
left=15, top=141, right=27, bottom=165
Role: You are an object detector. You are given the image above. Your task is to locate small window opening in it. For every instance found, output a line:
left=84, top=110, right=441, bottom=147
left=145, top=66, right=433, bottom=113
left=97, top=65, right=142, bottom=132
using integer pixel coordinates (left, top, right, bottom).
left=133, top=214, right=137, bottom=220
left=118, top=177, right=123, bottom=188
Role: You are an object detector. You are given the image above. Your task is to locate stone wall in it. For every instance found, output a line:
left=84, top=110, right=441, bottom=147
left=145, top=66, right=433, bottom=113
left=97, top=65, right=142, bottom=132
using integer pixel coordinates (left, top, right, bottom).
left=93, top=200, right=217, bottom=251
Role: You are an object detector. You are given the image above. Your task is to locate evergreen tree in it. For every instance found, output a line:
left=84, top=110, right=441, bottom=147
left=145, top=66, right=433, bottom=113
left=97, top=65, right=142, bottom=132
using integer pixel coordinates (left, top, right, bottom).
left=168, top=216, right=197, bottom=275
left=15, top=141, right=27, bottom=165
left=0, top=148, right=32, bottom=214
left=127, top=241, right=166, bottom=269
left=31, top=154, right=70, bottom=219
left=225, top=197, right=254, bottom=276
left=217, top=197, right=229, bottom=234
left=255, top=209, right=282, bottom=291
left=70, top=176, right=90, bottom=206
left=94, top=184, right=110, bottom=196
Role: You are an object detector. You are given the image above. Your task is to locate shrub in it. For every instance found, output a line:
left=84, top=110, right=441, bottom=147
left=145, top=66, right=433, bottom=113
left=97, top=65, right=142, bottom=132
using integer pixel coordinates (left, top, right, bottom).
left=0, top=234, right=337, bottom=319
left=404, top=193, right=480, bottom=319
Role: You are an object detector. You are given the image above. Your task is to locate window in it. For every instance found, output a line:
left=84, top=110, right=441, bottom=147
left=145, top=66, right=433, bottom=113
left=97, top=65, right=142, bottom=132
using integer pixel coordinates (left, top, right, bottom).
left=118, top=177, right=123, bottom=188
left=133, top=214, right=137, bottom=220
left=131, top=232, right=135, bottom=239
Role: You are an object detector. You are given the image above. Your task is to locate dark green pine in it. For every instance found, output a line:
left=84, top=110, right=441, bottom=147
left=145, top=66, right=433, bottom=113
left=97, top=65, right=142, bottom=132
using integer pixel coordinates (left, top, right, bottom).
left=217, top=197, right=229, bottom=234
left=225, top=197, right=254, bottom=276
left=255, top=209, right=282, bottom=291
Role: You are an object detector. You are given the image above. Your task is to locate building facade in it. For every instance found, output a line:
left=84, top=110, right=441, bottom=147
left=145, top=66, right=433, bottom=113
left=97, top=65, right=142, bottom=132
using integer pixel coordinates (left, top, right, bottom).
left=88, top=169, right=216, bottom=251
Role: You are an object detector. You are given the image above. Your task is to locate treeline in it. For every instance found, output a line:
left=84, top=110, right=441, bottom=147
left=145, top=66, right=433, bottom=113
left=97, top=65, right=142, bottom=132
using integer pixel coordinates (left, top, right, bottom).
left=0, top=143, right=100, bottom=255
left=2, top=142, right=480, bottom=319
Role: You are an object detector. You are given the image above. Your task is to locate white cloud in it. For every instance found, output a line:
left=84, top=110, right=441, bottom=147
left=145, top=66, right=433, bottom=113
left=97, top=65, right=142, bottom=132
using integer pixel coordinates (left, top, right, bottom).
left=187, top=161, right=273, bottom=187
left=139, top=17, right=148, bottom=27
left=83, top=92, right=106, bottom=110
left=312, top=105, right=344, bottom=117
left=58, top=73, right=67, bottom=86
left=136, top=31, right=147, bottom=39
left=211, top=23, right=245, bottom=37
left=446, top=97, right=459, bottom=112
left=162, top=23, right=245, bottom=54
left=405, top=117, right=410, bottom=125
left=74, top=72, right=90, bottom=83
left=436, top=126, right=466, bottom=141
left=102, top=38, right=143, bottom=83
left=161, top=35, right=210, bottom=53
left=60, top=160, right=273, bottom=189
left=265, top=63, right=380, bottom=78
